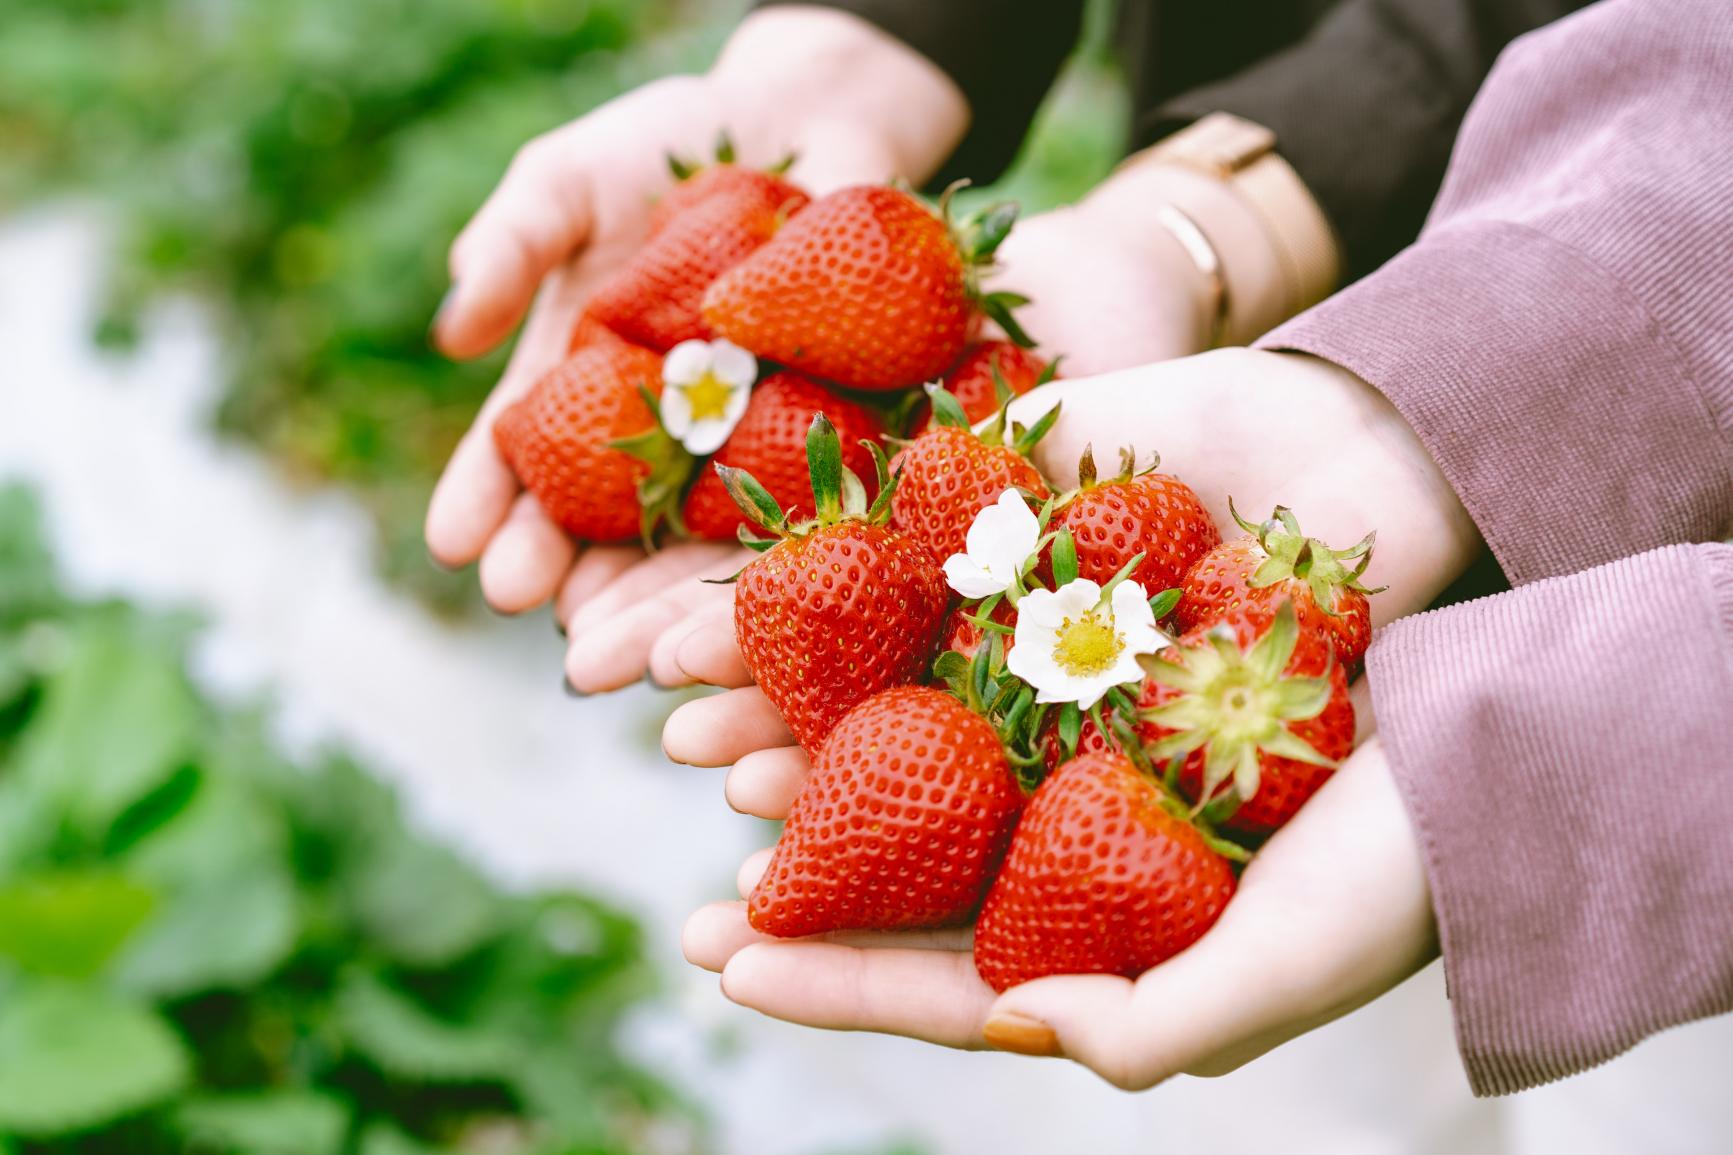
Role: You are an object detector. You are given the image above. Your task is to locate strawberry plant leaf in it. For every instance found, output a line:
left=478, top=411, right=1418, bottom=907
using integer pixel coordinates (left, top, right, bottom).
left=1051, top=528, right=1079, bottom=587
left=348, top=826, right=501, bottom=969
left=336, top=969, right=520, bottom=1083
left=176, top=1092, right=349, bottom=1155
left=1148, top=587, right=1183, bottom=621
left=924, top=385, right=972, bottom=430
left=806, top=413, right=844, bottom=521
left=0, top=980, right=190, bottom=1136
left=114, top=866, right=298, bottom=998
left=716, top=464, right=787, bottom=535
left=13, top=615, right=201, bottom=840
left=0, top=871, right=155, bottom=980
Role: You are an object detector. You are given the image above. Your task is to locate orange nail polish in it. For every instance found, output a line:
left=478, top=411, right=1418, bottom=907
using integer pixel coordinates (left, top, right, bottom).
left=983, top=1012, right=1061, bottom=1057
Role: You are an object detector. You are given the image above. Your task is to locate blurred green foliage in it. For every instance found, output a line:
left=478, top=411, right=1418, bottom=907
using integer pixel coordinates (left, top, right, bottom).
left=0, top=0, right=1122, bottom=613
left=0, top=485, right=698, bottom=1154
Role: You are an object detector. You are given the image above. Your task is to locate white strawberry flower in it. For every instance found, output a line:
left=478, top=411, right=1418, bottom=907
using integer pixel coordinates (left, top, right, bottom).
left=942, top=489, right=1040, bottom=599
left=1007, top=576, right=1168, bottom=709
left=660, top=338, right=757, bottom=455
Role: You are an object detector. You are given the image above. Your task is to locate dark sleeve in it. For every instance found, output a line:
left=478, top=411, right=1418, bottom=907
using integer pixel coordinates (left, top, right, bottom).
left=750, top=0, right=1084, bottom=183
left=1142, top=0, right=1595, bottom=280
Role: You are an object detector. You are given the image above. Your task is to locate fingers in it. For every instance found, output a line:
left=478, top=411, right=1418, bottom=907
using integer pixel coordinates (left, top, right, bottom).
left=555, top=545, right=646, bottom=625
left=564, top=542, right=742, bottom=635
left=721, top=941, right=996, bottom=1049
left=425, top=420, right=524, bottom=571
left=435, top=133, right=596, bottom=359
left=663, top=687, right=794, bottom=766
left=684, top=901, right=775, bottom=971
left=563, top=547, right=745, bottom=693
left=682, top=901, right=976, bottom=974
left=725, top=746, right=811, bottom=818
left=650, top=606, right=750, bottom=689
left=736, top=847, right=772, bottom=898
left=475, top=493, right=578, bottom=614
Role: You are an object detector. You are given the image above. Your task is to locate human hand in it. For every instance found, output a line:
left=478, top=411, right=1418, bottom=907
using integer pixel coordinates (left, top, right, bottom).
left=682, top=728, right=1438, bottom=1089
left=423, top=8, right=967, bottom=625
left=659, top=347, right=1481, bottom=758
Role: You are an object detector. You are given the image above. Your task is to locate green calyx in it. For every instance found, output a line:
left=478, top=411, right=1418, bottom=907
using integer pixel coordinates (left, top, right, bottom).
left=611, top=386, right=696, bottom=547
left=715, top=414, right=894, bottom=556
left=1071, top=443, right=1160, bottom=494
left=936, top=181, right=1035, bottom=349
left=665, top=129, right=796, bottom=181
left=1230, top=499, right=1386, bottom=617
left=925, top=382, right=1061, bottom=461
left=1135, top=600, right=1336, bottom=819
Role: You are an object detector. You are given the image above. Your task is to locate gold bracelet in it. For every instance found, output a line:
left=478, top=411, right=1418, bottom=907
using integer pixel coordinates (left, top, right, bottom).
left=1150, top=203, right=1228, bottom=349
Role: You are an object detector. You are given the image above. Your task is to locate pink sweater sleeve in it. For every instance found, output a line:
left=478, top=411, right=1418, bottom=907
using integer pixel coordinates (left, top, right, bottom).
left=1368, top=544, right=1733, bottom=1095
left=1254, top=0, right=1733, bottom=1095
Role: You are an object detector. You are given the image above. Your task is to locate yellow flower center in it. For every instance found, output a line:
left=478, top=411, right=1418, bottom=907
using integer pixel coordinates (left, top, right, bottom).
left=1052, top=610, right=1124, bottom=677
left=681, top=372, right=734, bottom=421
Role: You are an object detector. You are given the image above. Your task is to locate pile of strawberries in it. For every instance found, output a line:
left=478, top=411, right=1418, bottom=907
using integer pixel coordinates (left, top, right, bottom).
left=489, top=138, right=1382, bottom=993
left=720, top=415, right=1378, bottom=991
left=492, top=140, right=1052, bottom=546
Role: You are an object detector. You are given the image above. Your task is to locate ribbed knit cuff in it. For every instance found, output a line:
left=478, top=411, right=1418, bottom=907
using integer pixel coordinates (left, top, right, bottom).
left=1258, top=221, right=1725, bottom=589
left=1368, top=543, right=1733, bottom=1095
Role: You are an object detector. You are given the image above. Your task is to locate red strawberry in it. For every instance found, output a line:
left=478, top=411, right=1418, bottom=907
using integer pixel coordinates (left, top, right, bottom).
left=1048, top=447, right=1220, bottom=595
left=723, top=416, right=949, bottom=753
left=1174, top=503, right=1381, bottom=672
left=748, top=685, right=1025, bottom=937
left=1139, top=601, right=1354, bottom=836
left=890, top=387, right=1055, bottom=565
left=682, top=371, right=881, bottom=541
left=650, top=142, right=799, bottom=235
left=939, top=598, right=1018, bottom=663
left=493, top=343, right=664, bottom=542
left=937, top=341, right=1051, bottom=425
left=566, top=311, right=633, bottom=354
left=973, top=752, right=1237, bottom=993
left=588, top=178, right=809, bottom=351
left=702, top=184, right=1031, bottom=390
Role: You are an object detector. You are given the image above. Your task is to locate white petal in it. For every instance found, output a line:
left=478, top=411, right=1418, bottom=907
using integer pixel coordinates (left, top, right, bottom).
left=1048, top=579, right=1104, bottom=619
left=721, top=375, right=754, bottom=425
left=1006, top=638, right=1064, bottom=693
left=1011, top=586, right=1068, bottom=631
left=1109, top=580, right=1164, bottom=655
left=662, top=340, right=712, bottom=386
left=659, top=383, right=694, bottom=439
left=963, top=490, right=1040, bottom=578
left=682, top=417, right=737, bottom=456
left=708, top=339, right=758, bottom=387
left=944, top=554, right=1008, bottom=599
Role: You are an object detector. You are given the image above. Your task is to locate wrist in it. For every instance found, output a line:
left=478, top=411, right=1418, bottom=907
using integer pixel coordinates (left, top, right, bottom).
left=711, top=7, right=968, bottom=183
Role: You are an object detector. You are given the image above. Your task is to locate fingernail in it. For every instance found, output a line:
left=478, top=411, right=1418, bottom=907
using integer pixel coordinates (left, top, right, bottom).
left=983, top=1012, right=1061, bottom=1057
left=562, top=676, right=588, bottom=699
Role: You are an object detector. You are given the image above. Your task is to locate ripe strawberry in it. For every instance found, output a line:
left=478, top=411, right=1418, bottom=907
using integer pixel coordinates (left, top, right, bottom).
left=722, top=415, right=949, bottom=753
left=748, top=685, right=1024, bottom=937
left=1138, top=601, right=1354, bottom=836
left=937, top=341, right=1052, bottom=425
left=973, top=752, right=1237, bottom=992
left=588, top=177, right=809, bottom=352
left=1175, top=503, right=1381, bottom=672
left=890, top=386, right=1055, bottom=565
left=493, top=343, right=664, bottom=542
left=566, top=310, right=632, bottom=354
left=682, top=371, right=881, bottom=540
left=650, top=136, right=799, bottom=234
left=1046, top=447, right=1220, bottom=595
left=939, top=598, right=1018, bottom=663
left=702, top=184, right=1031, bottom=390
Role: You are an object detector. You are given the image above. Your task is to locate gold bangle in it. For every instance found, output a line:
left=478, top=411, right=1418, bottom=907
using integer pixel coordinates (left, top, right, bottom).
left=1150, top=203, right=1228, bottom=349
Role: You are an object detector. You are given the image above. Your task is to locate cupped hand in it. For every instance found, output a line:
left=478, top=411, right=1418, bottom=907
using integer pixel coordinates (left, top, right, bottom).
left=660, top=347, right=1482, bottom=759
left=682, top=727, right=1438, bottom=1089
left=424, top=8, right=966, bottom=639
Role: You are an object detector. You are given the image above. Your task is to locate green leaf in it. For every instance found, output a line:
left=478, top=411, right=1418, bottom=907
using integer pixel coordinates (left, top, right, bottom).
left=335, top=970, right=519, bottom=1083
left=114, top=865, right=298, bottom=998
left=349, top=830, right=501, bottom=968
left=925, top=385, right=971, bottom=430
left=0, top=485, right=61, bottom=626
left=0, top=981, right=189, bottom=1136
left=176, top=1091, right=349, bottom=1155
left=715, top=464, right=787, bottom=535
left=358, top=1122, right=449, bottom=1155
left=0, top=871, right=155, bottom=979
left=12, top=613, right=200, bottom=839
left=1148, top=587, right=1183, bottom=621
left=1051, top=529, right=1078, bottom=587
left=805, top=413, right=843, bottom=521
